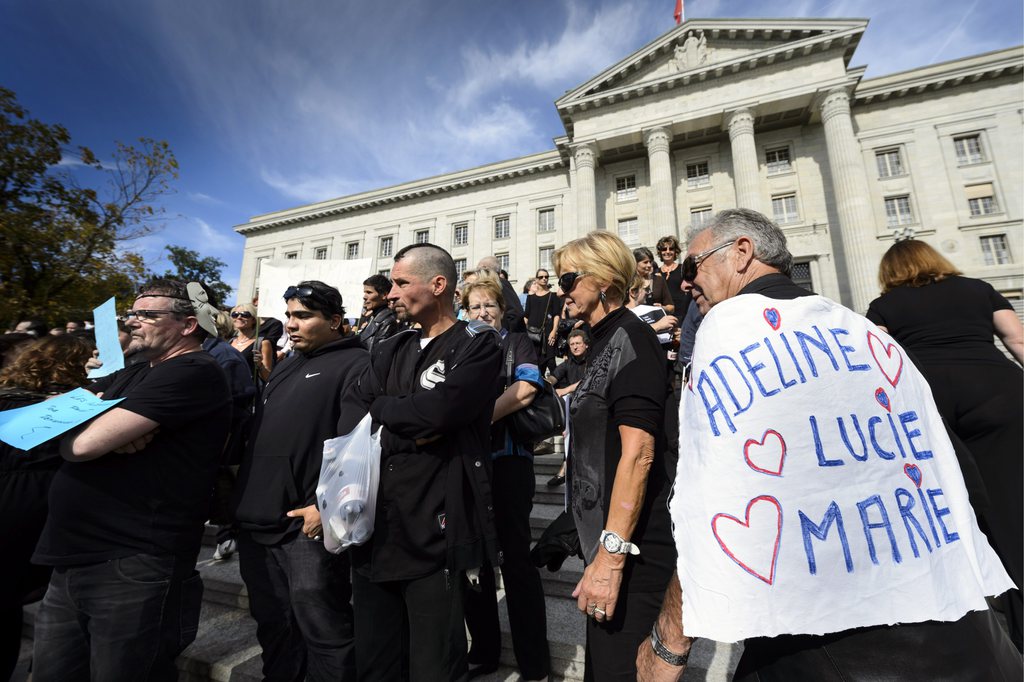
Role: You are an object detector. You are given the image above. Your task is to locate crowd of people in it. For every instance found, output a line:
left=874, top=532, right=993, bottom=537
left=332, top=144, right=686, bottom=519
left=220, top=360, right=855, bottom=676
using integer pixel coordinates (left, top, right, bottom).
left=0, top=208, right=1021, bottom=682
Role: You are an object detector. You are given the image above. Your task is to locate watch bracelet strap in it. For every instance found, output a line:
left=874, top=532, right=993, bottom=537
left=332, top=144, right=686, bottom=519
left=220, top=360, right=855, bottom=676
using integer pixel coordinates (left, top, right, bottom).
left=650, top=622, right=690, bottom=666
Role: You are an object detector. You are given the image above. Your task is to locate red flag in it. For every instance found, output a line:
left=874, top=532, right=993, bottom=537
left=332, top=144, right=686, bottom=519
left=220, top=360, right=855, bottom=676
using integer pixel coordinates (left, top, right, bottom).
left=674, top=0, right=684, bottom=24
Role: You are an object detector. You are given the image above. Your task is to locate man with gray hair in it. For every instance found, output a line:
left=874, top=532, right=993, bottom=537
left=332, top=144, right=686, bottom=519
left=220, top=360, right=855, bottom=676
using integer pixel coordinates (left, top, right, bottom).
left=341, top=243, right=502, bottom=682
left=637, top=209, right=1018, bottom=680
left=32, top=279, right=231, bottom=681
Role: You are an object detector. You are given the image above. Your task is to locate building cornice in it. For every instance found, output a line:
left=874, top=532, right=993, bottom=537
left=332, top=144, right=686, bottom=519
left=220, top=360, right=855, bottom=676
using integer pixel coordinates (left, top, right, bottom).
left=853, top=45, right=1024, bottom=104
left=235, top=150, right=565, bottom=235
left=556, top=18, right=867, bottom=122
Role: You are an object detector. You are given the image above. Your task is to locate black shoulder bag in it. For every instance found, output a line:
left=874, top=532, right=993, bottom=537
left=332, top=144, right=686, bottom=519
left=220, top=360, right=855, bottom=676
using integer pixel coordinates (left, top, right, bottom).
left=504, top=344, right=566, bottom=446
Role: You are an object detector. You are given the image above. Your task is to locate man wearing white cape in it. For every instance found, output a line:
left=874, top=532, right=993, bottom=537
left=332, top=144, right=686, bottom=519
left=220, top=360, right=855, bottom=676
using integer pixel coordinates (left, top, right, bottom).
left=636, top=209, right=1019, bottom=681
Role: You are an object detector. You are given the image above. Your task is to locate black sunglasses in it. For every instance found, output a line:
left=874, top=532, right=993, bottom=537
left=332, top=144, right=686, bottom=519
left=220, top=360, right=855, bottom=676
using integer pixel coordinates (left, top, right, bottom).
left=680, top=241, right=736, bottom=282
left=230, top=311, right=253, bottom=319
left=557, top=271, right=588, bottom=294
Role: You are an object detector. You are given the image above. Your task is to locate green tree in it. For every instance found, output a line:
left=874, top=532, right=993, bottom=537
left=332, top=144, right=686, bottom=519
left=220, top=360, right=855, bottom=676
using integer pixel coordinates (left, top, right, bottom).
left=0, top=86, right=178, bottom=324
left=160, top=245, right=232, bottom=308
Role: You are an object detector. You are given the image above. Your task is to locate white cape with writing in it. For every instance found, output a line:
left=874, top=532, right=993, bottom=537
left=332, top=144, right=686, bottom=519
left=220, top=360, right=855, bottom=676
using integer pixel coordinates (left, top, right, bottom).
left=671, top=294, right=1012, bottom=642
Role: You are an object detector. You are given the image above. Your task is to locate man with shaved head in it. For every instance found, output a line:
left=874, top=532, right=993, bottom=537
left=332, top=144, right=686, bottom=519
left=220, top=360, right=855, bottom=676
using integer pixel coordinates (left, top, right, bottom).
left=340, top=243, right=502, bottom=682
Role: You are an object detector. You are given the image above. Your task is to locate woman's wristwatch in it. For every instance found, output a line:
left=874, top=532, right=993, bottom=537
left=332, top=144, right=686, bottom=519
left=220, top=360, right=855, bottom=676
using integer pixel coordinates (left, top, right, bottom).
left=600, top=530, right=640, bottom=556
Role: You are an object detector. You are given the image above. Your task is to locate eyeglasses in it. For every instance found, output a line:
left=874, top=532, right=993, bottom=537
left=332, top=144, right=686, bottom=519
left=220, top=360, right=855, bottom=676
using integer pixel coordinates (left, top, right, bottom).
left=536, top=274, right=549, bottom=280
left=124, top=309, right=179, bottom=323
left=230, top=311, right=253, bottom=319
left=557, top=271, right=588, bottom=294
left=467, top=303, right=501, bottom=313
left=680, top=241, right=736, bottom=282
left=658, top=247, right=676, bottom=253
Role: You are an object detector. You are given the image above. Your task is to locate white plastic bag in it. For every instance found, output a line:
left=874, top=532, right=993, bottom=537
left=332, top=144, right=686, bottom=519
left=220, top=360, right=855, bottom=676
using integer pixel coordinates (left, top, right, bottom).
left=316, top=413, right=381, bottom=553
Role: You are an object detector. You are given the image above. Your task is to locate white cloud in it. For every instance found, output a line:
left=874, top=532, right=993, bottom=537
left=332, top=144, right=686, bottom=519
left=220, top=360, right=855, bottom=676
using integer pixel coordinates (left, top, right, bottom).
left=187, top=191, right=225, bottom=206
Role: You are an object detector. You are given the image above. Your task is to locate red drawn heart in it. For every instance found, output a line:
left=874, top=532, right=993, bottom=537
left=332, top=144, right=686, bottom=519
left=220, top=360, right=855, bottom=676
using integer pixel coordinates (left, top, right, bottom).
left=743, top=429, right=786, bottom=476
left=763, top=308, right=782, bottom=330
left=867, top=332, right=903, bottom=388
left=711, top=495, right=783, bottom=585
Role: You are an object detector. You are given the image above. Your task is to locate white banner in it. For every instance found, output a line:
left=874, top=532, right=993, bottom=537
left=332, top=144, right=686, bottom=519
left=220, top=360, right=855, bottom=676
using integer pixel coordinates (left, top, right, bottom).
left=671, top=294, right=1012, bottom=642
left=257, top=259, right=374, bottom=326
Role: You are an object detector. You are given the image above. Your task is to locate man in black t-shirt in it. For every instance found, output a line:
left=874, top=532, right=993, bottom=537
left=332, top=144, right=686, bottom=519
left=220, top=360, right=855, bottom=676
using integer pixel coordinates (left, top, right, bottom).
left=31, top=279, right=231, bottom=682
left=340, top=244, right=502, bottom=682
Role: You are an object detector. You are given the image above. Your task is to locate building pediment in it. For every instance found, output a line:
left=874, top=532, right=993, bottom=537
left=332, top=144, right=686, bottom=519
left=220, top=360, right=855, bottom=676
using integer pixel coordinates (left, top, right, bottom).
left=555, top=18, right=867, bottom=119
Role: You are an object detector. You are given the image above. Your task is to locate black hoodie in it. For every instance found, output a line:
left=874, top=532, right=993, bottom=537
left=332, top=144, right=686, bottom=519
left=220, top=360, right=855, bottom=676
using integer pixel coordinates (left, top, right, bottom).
left=233, top=334, right=368, bottom=544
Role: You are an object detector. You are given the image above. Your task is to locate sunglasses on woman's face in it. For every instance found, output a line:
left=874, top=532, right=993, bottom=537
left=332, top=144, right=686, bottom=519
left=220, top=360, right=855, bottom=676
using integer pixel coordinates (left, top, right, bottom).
left=557, top=271, right=588, bottom=294
left=230, top=311, right=253, bottom=319
left=680, top=240, right=736, bottom=282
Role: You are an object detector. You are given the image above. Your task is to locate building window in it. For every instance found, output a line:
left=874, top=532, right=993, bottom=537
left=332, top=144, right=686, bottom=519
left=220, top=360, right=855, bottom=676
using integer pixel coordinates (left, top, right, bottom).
left=771, top=193, right=799, bottom=225
left=255, top=256, right=268, bottom=278
left=494, top=215, right=510, bottom=240
left=455, top=258, right=468, bottom=278
left=765, top=146, right=792, bottom=174
left=617, top=217, right=639, bottom=244
left=378, top=268, right=391, bottom=278
left=496, top=253, right=510, bottom=272
left=453, top=222, right=469, bottom=246
left=884, top=195, right=914, bottom=227
left=284, top=251, right=298, bottom=260
left=346, top=242, right=360, bottom=260
left=415, top=229, right=430, bottom=244
left=686, top=161, right=710, bottom=188
left=379, top=236, right=393, bottom=258
left=875, top=148, right=904, bottom=178
left=966, top=183, right=998, bottom=216
left=954, top=134, right=985, bottom=165
left=314, top=246, right=328, bottom=260
left=980, top=234, right=1011, bottom=265
left=690, top=207, right=713, bottom=230
left=791, top=261, right=814, bottom=293
left=538, top=246, right=553, bottom=271
left=616, top=175, right=637, bottom=202
left=537, top=208, right=555, bottom=232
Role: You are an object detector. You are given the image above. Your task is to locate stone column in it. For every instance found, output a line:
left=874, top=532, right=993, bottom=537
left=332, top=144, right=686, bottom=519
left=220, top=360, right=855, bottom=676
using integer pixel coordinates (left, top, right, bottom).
left=644, top=127, right=678, bottom=236
left=573, top=143, right=599, bottom=233
left=820, top=88, right=877, bottom=311
left=727, top=109, right=762, bottom=212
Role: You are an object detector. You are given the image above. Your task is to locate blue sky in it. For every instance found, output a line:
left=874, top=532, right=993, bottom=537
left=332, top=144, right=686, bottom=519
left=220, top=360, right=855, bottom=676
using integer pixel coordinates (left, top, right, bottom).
left=3, top=0, right=1021, bottom=302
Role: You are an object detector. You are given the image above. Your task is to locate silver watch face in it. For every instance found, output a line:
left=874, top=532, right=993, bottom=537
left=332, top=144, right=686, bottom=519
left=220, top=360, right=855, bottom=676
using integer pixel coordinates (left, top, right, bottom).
left=603, top=533, right=622, bottom=553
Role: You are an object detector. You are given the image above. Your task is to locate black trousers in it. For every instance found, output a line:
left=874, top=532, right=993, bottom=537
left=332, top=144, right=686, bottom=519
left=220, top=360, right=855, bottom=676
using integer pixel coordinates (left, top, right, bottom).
left=584, top=587, right=669, bottom=682
left=923, top=361, right=1023, bottom=650
left=464, top=456, right=550, bottom=679
left=353, top=568, right=467, bottom=682
left=734, top=608, right=1020, bottom=681
left=237, top=532, right=355, bottom=682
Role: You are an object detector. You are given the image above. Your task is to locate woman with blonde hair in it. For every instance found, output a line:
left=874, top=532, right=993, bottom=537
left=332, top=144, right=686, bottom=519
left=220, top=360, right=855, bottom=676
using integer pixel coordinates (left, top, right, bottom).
left=229, top=302, right=275, bottom=381
left=554, top=231, right=675, bottom=681
left=867, top=238, right=1023, bottom=649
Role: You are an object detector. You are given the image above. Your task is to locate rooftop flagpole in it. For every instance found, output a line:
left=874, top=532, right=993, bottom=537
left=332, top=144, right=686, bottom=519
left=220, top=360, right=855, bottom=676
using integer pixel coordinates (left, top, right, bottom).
left=674, top=0, right=684, bottom=24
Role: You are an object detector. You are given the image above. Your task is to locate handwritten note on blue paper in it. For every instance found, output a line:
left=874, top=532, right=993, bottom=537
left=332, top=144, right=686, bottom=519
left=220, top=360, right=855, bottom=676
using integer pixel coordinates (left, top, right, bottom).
left=0, top=388, right=124, bottom=451
left=87, top=297, right=125, bottom=379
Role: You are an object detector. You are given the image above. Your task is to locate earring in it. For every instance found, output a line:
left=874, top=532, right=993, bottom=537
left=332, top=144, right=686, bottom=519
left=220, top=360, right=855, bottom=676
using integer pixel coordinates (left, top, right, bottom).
left=599, top=290, right=607, bottom=304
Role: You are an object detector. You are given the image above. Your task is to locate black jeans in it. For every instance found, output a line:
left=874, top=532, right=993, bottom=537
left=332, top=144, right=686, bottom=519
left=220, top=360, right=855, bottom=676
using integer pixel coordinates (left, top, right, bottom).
left=464, top=456, right=550, bottom=679
left=32, top=553, right=202, bottom=682
left=237, top=532, right=355, bottom=682
left=353, top=568, right=467, bottom=682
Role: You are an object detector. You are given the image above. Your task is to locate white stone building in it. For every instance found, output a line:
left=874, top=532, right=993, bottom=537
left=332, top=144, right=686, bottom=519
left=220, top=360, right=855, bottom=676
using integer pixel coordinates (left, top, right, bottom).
left=234, top=18, right=1023, bottom=314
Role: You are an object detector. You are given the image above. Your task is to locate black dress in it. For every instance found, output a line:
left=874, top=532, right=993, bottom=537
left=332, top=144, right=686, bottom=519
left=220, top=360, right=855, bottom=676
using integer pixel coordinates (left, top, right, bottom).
left=660, top=263, right=691, bottom=319
left=867, top=275, right=1023, bottom=648
left=524, top=292, right=558, bottom=373
left=0, top=387, right=66, bottom=679
left=567, top=307, right=675, bottom=681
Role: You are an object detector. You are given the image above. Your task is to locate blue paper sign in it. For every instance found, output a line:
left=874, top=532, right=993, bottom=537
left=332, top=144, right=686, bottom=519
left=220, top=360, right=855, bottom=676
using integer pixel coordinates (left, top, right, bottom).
left=88, top=297, right=125, bottom=379
left=0, top=388, right=124, bottom=451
